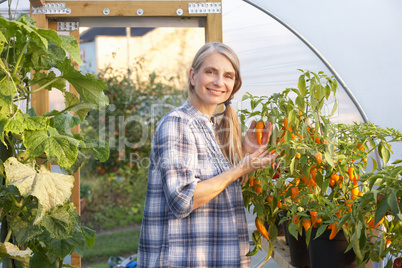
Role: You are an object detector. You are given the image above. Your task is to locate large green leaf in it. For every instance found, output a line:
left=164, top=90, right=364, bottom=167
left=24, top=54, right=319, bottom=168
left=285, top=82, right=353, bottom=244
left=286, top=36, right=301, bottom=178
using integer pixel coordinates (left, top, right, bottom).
left=41, top=203, right=76, bottom=239
left=30, top=71, right=67, bottom=92
left=0, top=242, right=32, bottom=267
left=64, top=91, right=95, bottom=121
left=51, top=112, right=81, bottom=131
left=0, top=75, right=16, bottom=113
left=59, top=59, right=108, bottom=108
left=30, top=48, right=53, bottom=70
left=29, top=253, right=57, bottom=268
left=24, top=127, right=81, bottom=168
left=4, top=111, right=25, bottom=134
left=4, top=157, right=74, bottom=224
left=81, top=226, right=96, bottom=249
left=59, top=35, right=82, bottom=66
left=60, top=150, right=87, bottom=175
left=49, top=238, right=75, bottom=260
left=11, top=213, right=42, bottom=245
left=24, top=115, right=49, bottom=131
left=0, top=30, right=7, bottom=43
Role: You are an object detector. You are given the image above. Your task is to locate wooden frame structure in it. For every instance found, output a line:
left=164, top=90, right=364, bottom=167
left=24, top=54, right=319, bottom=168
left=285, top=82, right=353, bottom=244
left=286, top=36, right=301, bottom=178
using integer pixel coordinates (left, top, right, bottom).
left=29, top=1, right=222, bottom=267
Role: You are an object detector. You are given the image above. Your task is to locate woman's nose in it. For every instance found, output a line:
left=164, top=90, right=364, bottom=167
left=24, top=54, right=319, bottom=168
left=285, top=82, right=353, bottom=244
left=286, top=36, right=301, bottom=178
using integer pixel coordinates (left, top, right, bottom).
left=213, top=75, right=224, bottom=87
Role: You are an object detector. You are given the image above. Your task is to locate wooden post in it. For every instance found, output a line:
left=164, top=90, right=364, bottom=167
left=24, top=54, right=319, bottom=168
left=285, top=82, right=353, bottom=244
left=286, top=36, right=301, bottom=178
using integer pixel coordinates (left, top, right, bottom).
left=205, top=12, right=223, bottom=42
left=29, top=13, right=49, bottom=116
left=48, top=20, right=82, bottom=267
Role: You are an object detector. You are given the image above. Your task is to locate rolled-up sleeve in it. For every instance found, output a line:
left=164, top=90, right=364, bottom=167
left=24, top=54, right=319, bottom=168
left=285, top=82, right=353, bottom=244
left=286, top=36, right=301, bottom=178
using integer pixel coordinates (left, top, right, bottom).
left=154, top=115, right=199, bottom=219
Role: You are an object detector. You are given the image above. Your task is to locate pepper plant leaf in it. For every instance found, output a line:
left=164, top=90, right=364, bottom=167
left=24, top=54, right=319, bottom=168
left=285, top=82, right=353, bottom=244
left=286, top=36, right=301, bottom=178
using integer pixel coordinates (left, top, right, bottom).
left=375, top=192, right=390, bottom=224
left=387, top=190, right=402, bottom=221
left=4, top=157, right=74, bottom=224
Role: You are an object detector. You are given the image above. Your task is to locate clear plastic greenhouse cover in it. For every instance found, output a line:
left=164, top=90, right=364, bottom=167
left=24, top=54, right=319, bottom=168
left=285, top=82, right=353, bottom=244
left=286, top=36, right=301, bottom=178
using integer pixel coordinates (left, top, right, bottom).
left=223, top=0, right=402, bottom=162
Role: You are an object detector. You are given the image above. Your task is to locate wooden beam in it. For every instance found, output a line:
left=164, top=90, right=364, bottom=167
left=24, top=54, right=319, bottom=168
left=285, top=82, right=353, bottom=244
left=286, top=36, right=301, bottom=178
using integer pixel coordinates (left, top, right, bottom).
left=205, top=12, right=222, bottom=42
left=29, top=0, right=45, bottom=8
left=44, top=0, right=215, bottom=17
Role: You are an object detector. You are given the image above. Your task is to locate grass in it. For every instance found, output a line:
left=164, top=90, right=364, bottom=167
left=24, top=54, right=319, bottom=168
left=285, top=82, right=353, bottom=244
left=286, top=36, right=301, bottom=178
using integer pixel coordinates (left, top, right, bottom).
left=85, top=264, right=108, bottom=268
left=82, top=228, right=140, bottom=266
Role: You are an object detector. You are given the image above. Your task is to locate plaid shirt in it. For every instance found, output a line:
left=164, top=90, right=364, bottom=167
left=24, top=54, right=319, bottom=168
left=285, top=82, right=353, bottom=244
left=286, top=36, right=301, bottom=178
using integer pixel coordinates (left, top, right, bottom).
left=138, top=101, right=250, bottom=267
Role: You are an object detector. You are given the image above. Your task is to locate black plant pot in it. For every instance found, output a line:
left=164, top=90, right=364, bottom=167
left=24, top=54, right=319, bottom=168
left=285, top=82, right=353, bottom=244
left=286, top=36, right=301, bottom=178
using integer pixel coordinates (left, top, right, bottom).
left=309, top=228, right=357, bottom=268
left=286, top=223, right=310, bottom=268
left=278, top=211, right=289, bottom=245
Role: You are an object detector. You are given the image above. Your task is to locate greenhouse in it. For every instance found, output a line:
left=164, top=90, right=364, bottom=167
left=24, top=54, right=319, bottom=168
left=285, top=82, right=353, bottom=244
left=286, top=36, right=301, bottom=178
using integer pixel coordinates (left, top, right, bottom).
left=0, top=0, right=401, bottom=267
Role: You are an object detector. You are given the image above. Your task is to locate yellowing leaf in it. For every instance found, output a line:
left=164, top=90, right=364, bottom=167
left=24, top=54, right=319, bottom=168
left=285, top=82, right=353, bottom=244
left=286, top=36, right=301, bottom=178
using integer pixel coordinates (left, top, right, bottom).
left=0, top=242, right=32, bottom=266
left=4, top=157, right=74, bottom=224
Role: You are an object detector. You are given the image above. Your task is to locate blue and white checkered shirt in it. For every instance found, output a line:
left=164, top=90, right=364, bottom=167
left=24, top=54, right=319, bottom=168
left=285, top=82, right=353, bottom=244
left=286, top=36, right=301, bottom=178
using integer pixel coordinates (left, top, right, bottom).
left=138, top=101, right=250, bottom=267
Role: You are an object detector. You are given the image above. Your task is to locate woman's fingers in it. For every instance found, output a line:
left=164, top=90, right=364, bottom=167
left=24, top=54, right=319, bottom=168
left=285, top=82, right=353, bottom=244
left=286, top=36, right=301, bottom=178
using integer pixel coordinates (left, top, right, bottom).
left=248, top=147, right=278, bottom=170
left=247, top=120, right=257, bottom=134
left=261, top=121, right=273, bottom=145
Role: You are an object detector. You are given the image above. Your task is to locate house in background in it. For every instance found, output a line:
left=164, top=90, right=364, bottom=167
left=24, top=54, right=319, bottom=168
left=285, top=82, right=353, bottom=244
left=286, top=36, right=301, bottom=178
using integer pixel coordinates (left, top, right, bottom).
left=79, top=27, right=205, bottom=88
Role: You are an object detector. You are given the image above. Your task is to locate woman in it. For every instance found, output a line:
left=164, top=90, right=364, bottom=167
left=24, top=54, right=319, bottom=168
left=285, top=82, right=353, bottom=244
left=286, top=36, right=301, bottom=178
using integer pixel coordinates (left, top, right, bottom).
left=138, top=42, right=276, bottom=267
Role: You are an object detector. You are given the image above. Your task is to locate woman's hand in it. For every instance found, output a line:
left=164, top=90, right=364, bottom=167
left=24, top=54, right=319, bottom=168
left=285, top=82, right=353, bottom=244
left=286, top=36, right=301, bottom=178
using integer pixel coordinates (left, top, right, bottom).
left=242, top=120, right=273, bottom=155
left=237, top=147, right=278, bottom=178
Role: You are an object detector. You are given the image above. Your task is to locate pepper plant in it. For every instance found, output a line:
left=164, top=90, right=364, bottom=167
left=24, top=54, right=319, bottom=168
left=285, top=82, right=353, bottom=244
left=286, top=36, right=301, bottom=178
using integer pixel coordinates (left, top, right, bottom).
left=240, top=70, right=402, bottom=265
left=0, top=14, right=109, bottom=267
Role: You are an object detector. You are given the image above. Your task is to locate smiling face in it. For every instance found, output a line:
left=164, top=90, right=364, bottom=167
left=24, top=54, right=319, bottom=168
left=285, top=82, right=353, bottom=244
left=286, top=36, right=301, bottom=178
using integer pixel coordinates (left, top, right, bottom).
left=189, top=51, right=236, bottom=116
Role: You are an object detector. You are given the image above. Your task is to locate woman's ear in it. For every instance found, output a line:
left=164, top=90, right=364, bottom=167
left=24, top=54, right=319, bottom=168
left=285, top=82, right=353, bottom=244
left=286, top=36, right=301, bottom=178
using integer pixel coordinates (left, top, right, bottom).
left=189, top=67, right=196, bottom=86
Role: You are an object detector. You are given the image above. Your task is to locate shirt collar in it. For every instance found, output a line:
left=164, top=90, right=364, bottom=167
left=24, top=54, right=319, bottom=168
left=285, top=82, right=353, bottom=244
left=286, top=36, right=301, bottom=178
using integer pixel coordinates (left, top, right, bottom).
left=183, top=101, right=216, bottom=124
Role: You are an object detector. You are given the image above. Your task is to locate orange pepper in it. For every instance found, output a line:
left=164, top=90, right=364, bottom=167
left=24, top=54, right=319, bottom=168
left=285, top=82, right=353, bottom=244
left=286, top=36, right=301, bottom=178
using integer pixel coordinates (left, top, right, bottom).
left=254, top=179, right=262, bottom=195
left=348, top=167, right=355, bottom=182
left=386, top=238, right=392, bottom=246
left=255, top=218, right=269, bottom=241
left=249, top=176, right=254, bottom=187
left=302, top=218, right=312, bottom=231
left=314, top=152, right=322, bottom=164
left=291, top=187, right=299, bottom=203
left=292, top=215, right=300, bottom=225
left=256, top=121, right=265, bottom=146
left=366, top=217, right=384, bottom=228
left=266, top=196, right=274, bottom=203
left=328, top=223, right=338, bottom=240
left=351, top=185, right=359, bottom=200
left=310, top=165, right=317, bottom=181
left=283, top=117, right=288, bottom=130
left=249, top=176, right=262, bottom=195
left=346, top=199, right=353, bottom=213
left=310, top=211, right=322, bottom=228
left=330, top=174, right=340, bottom=181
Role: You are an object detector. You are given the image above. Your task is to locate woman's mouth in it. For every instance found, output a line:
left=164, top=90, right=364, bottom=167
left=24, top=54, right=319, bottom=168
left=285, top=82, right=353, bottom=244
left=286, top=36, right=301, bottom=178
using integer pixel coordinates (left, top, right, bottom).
left=207, top=88, right=225, bottom=95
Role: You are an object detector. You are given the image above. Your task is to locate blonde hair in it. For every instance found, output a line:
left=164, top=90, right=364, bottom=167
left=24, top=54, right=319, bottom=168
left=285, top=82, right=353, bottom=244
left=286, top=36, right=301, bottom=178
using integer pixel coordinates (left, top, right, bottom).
left=188, top=42, right=243, bottom=167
